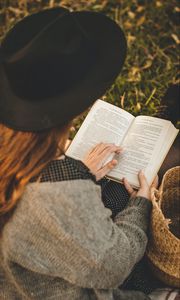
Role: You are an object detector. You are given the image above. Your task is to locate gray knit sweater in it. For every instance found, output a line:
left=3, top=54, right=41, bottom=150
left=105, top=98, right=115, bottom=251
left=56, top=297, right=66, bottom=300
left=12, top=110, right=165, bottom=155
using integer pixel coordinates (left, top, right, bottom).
left=0, top=179, right=151, bottom=299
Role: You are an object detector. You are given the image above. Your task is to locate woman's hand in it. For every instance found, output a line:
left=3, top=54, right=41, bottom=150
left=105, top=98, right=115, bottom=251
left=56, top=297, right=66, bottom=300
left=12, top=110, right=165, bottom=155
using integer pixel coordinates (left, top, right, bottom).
left=82, top=143, right=123, bottom=181
left=123, top=171, right=151, bottom=200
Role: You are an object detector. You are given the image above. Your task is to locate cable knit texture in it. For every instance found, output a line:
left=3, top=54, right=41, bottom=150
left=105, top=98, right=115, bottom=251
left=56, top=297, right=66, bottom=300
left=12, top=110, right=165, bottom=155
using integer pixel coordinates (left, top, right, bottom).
left=0, top=179, right=151, bottom=299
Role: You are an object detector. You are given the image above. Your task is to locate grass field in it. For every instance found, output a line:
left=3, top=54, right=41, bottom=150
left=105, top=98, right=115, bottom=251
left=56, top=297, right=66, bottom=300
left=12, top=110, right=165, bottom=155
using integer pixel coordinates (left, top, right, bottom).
left=0, top=0, right=179, bottom=134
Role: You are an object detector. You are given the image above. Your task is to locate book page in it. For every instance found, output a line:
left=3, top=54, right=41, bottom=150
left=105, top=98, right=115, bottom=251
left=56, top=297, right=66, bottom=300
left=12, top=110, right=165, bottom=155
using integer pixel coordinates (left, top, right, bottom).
left=66, top=99, right=134, bottom=160
left=108, top=116, right=179, bottom=187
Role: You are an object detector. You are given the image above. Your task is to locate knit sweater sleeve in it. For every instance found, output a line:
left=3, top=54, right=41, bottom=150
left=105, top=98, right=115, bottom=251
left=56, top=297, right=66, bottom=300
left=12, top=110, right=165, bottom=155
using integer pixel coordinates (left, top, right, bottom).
left=2, top=180, right=151, bottom=290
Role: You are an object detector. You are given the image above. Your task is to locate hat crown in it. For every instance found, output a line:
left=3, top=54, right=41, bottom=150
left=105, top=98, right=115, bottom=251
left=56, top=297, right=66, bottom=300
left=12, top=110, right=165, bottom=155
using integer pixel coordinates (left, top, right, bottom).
left=1, top=7, right=67, bottom=56
left=1, top=9, right=97, bottom=100
left=0, top=7, right=127, bottom=131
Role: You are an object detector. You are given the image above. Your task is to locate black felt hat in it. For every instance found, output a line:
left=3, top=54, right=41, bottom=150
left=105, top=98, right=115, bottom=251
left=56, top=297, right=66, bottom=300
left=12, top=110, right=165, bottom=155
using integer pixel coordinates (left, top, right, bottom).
left=0, top=7, right=127, bottom=132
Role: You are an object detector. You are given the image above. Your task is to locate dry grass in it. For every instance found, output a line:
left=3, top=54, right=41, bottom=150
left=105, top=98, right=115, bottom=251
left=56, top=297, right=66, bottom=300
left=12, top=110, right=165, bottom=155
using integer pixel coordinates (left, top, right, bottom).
left=0, top=0, right=179, bottom=134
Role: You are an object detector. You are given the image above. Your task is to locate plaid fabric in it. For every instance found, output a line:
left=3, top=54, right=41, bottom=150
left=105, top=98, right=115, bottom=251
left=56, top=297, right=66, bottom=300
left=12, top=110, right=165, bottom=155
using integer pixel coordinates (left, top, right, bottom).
left=31, top=155, right=130, bottom=218
left=31, top=155, right=164, bottom=294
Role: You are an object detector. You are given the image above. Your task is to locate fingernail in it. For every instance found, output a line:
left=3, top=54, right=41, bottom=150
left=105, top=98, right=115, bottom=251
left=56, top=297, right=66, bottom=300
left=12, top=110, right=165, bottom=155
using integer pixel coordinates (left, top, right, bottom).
left=112, top=159, right=117, bottom=165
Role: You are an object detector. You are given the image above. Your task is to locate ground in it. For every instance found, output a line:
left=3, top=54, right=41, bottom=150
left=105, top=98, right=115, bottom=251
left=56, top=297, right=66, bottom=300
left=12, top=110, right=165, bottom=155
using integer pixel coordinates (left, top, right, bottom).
left=0, top=0, right=179, bottom=135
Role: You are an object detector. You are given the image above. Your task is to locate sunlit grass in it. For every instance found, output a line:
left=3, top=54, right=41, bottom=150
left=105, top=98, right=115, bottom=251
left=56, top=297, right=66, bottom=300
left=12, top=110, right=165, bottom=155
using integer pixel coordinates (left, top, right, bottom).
left=0, top=0, right=179, bottom=135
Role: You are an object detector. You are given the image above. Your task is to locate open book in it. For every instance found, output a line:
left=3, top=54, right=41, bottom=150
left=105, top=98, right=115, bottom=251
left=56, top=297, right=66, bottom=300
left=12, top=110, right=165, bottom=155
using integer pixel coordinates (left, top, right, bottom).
left=66, top=99, right=179, bottom=188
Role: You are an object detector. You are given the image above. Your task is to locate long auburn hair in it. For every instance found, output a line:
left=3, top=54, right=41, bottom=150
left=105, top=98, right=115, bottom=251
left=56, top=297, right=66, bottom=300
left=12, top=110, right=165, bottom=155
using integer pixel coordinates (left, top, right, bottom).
left=0, top=122, right=71, bottom=231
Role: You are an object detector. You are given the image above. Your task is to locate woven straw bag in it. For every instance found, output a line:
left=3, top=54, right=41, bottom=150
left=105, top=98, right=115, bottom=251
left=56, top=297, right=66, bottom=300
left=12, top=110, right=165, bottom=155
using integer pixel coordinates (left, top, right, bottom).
left=146, top=166, right=180, bottom=288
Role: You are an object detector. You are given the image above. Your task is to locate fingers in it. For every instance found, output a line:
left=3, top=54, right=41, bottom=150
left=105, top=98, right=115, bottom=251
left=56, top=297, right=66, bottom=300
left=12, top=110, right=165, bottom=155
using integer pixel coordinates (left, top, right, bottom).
left=84, top=143, right=122, bottom=171
left=123, top=178, right=134, bottom=195
left=98, top=145, right=122, bottom=163
left=87, top=143, right=106, bottom=155
left=123, top=171, right=151, bottom=200
left=83, top=143, right=122, bottom=180
left=136, top=170, right=150, bottom=200
left=88, top=143, right=122, bottom=157
left=151, top=175, right=159, bottom=188
left=138, top=170, right=149, bottom=188
left=96, top=159, right=118, bottom=180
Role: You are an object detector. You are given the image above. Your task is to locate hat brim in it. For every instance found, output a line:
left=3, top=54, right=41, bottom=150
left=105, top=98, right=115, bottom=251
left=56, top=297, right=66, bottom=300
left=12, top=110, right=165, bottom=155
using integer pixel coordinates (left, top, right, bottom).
left=0, top=10, right=126, bottom=131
